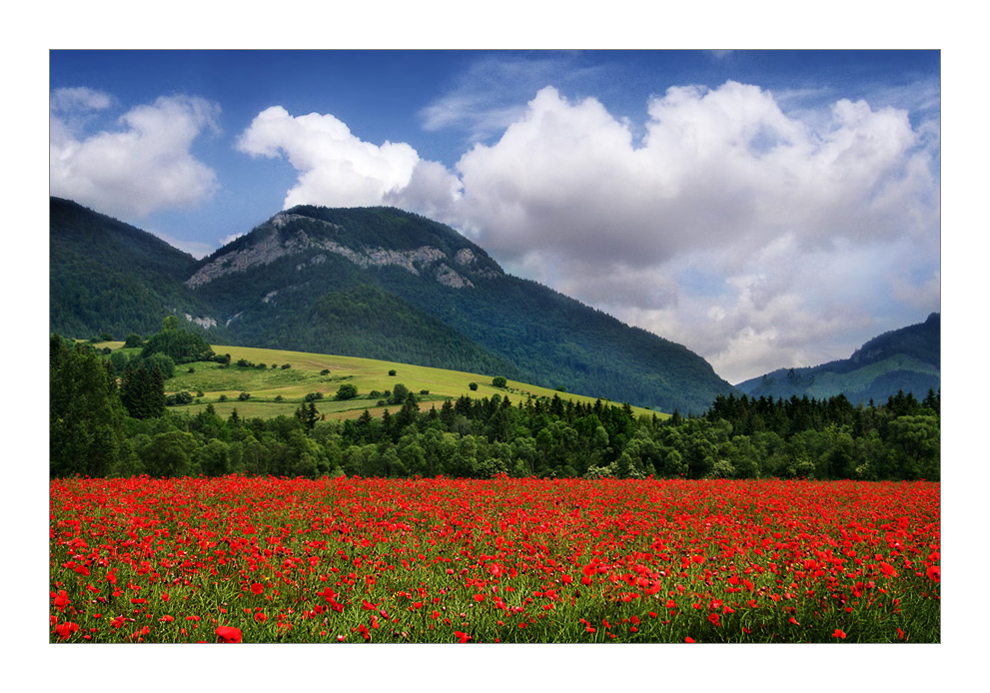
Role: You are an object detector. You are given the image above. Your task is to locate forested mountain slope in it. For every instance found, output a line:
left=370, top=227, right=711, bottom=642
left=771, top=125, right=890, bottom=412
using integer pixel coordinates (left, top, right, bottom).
left=50, top=197, right=213, bottom=338
left=51, top=199, right=737, bottom=413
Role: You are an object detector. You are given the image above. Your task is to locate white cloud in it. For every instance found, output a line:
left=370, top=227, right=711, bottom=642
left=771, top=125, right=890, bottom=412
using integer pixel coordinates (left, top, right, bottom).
left=239, top=80, right=939, bottom=384
left=50, top=93, right=220, bottom=218
left=236, top=106, right=428, bottom=209
left=50, top=86, right=112, bottom=112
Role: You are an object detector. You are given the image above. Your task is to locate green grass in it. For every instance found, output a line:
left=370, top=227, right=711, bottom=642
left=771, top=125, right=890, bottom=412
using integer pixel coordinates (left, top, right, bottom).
left=101, top=342, right=666, bottom=421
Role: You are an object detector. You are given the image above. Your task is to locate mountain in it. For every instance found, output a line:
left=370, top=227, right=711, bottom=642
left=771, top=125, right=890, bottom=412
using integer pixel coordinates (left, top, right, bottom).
left=50, top=199, right=736, bottom=413
left=735, top=313, right=940, bottom=404
left=50, top=197, right=213, bottom=338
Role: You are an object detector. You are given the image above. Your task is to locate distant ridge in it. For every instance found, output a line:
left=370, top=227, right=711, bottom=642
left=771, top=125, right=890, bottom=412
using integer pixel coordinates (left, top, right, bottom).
left=735, top=313, right=940, bottom=403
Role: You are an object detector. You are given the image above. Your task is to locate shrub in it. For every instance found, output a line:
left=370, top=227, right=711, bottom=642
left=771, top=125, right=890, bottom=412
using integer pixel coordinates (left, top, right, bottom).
left=335, top=384, right=358, bottom=401
left=281, top=364, right=291, bottom=370
left=492, top=376, right=507, bottom=388
left=238, top=392, right=251, bottom=401
left=143, top=353, right=176, bottom=380
left=469, top=382, right=478, bottom=391
left=166, top=391, right=194, bottom=406
left=123, top=333, right=144, bottom=348
left=388, top=369, right=397, bottom=376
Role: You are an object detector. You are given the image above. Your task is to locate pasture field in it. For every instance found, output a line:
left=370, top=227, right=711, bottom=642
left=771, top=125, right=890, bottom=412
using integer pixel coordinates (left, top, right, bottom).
left=100, top=342, right=661, bottom=420
left=50, top=477, right=939, bottom=644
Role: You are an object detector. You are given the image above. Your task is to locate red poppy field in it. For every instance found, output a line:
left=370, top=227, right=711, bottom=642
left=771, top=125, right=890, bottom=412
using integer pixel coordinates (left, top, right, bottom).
left=50, top=476, right=939, bottom=643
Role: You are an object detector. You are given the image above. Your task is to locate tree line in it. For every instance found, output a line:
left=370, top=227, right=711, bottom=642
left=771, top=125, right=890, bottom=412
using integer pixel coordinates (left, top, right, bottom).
left=50, top=332, right=939, bottom=482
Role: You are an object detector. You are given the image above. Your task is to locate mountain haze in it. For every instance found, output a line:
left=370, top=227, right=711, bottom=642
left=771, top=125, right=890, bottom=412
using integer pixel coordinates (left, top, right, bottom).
left=50, top=199, right=735, bottom=413
left=735, top=313, right=940, bottom=404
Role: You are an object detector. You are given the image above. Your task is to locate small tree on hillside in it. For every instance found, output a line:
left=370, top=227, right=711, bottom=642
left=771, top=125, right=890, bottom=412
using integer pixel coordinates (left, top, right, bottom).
left=390, top=383, right=410, bottom=405
left=336, top=383, right=358, bottom=401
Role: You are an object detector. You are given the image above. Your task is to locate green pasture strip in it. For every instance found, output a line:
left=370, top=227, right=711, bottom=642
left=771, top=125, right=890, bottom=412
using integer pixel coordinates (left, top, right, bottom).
left=102, top=342, right=664, bottom=420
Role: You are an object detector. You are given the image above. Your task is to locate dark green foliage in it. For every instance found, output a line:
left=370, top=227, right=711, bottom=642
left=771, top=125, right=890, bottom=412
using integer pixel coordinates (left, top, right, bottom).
left=49, top=197, right=213, bottom=339
left=124, top=333, right=144, bottom=348
left=390, top=383, right=410, bottom=405
left=166, top=391, right=195, bottom=406
left=335, top=383, right=358, bottom=401
left=50, top=334, right=124, bottom=477
left=120, top=361, right=166, bottom=419
left=141, top=327, right=214, bottom=364
left=492, top=376, right=507, bottom=388
left=295, top=402, right=321, bottom=431
left=142, top=352, right=176, bottom=380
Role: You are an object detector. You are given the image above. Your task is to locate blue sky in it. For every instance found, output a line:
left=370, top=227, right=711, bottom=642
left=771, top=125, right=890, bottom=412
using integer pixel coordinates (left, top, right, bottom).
left=49, top=49, right=940, bottom=383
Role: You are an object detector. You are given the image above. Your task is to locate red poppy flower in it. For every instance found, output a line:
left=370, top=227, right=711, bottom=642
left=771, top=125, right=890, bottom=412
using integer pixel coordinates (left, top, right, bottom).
left=832, top=629, right=846, bottom=639
left=55, top=622, right=79, bottom=640
left=926, top=565, right=940, bottom=583
left=251, top=583, right=264, bottom=595
left=216, top=626, right=243, bottom=643
left=685, top=636, right=696, bottom=643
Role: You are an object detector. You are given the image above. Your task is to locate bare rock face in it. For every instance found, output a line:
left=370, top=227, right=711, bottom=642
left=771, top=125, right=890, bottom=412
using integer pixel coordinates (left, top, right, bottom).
left=186, top=212, right=493, bottom=290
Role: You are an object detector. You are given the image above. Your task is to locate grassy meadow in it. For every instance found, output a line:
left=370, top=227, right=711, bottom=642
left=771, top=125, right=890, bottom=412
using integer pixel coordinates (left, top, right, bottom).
left=99, top=342, right=664, bottom=421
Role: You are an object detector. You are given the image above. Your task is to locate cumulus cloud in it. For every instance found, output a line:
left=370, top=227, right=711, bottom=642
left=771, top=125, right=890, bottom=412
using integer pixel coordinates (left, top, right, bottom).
left=237, top=106, right=449, bottom=210
left=50, top=92, right=221, bottom=218
left=239, top=80, right=939, bottom=383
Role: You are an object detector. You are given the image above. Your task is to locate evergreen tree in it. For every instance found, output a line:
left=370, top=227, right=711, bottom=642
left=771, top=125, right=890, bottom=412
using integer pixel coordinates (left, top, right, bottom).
left=120, top=361, right=165, bottom=419
left=50, top=333, right=125, bottom=477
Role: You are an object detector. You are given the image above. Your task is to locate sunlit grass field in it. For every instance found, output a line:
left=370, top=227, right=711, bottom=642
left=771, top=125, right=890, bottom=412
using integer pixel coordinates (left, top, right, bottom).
left=100, top=342, right=663, bottom=421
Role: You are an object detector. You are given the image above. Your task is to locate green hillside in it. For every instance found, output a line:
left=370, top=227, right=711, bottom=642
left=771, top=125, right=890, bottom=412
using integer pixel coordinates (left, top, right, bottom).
left=98, top=340, right=662, bottom=421
left=51, top=199, right=737, bottom=414
left=190, top=206, right=733, bottom=413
